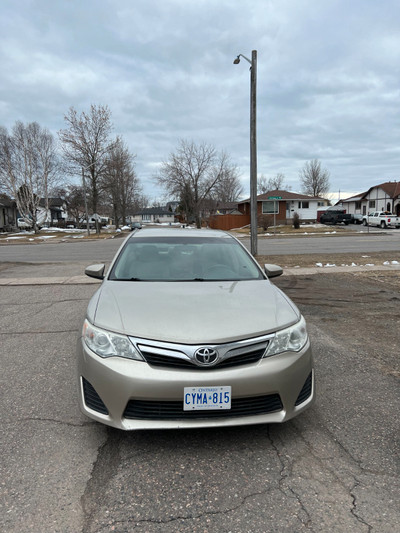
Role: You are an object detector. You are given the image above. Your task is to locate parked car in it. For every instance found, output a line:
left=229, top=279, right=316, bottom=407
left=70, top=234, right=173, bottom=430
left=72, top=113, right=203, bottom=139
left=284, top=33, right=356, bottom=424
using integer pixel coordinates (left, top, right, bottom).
left=320, top=210, right=352, bottom=225
left=129, top=222, right=142, bottom=230
left=351, top=214, right=364, bottom=224
left=362, top=212, right=400, bottom=228
left=77, top=228, right=314, bottom=430
left=17, top=217, right=33, bottom=229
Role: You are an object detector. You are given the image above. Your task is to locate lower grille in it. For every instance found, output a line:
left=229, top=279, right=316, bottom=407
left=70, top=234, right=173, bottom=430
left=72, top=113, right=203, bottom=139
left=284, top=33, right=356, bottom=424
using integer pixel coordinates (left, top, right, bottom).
left=295, top=372, right=313, bottom=406
left=82, top=378, right=108, bottom=415
left=123, top=394, right=283, bottom=420
left=141, top=348, right=266, bottom=370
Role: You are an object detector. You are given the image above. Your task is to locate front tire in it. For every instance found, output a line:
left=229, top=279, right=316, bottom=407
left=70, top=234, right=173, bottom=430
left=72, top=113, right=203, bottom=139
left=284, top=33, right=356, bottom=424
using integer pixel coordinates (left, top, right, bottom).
left=380, top=221, right=386, bottom=229
left=363, top=219, right=368, bottom=226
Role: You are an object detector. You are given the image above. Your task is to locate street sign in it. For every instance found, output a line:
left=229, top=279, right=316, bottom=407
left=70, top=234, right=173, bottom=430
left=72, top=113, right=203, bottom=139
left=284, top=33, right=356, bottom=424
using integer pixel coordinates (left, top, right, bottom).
left=268, top=196, right=282, bottom=199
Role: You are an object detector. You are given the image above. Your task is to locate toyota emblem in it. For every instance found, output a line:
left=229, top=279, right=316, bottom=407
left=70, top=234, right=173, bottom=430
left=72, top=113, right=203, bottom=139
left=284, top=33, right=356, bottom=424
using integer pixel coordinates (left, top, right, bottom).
left=194, top=347, right=219, bottom=366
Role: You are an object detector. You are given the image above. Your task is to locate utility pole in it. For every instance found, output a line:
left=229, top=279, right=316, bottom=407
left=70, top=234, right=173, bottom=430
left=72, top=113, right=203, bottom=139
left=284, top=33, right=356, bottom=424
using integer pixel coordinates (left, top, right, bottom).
left=234, top=50, right=258, bottom=255
left=250, top=50, right=258, bottom=255
left=82, top=167, right=90, bottom=236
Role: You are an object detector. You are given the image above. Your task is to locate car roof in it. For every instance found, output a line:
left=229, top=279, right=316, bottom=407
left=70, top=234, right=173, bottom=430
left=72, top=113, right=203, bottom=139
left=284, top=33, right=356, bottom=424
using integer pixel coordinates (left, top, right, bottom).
left=128, top=227, right=233, bottom=240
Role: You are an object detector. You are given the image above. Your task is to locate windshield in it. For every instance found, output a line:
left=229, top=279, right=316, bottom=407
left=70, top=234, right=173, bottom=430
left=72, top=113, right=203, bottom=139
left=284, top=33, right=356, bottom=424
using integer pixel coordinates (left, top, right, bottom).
left=109, top=236, right=263, bottom=281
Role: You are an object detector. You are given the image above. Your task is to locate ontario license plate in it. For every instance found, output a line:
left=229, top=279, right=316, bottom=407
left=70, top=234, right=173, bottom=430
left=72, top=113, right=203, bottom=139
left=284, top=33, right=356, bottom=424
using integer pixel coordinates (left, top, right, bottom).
left=184, top=386, right=231, bottom=410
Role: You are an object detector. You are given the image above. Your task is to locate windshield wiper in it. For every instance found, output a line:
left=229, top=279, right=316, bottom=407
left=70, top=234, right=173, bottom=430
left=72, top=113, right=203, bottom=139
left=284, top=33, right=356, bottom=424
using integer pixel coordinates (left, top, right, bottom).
left=114, top=277, right=142, bottom=281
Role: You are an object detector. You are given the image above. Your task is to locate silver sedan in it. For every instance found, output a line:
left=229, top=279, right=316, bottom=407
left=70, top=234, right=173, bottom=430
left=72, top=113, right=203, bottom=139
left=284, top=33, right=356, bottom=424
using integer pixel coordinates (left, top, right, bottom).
left=77, top=228, right=314, bottom=430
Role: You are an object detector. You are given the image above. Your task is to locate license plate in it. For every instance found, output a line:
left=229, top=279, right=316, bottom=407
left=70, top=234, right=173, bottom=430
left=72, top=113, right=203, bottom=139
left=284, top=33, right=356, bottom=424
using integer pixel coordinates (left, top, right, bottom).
left=184, top=386, right=231, bottom=411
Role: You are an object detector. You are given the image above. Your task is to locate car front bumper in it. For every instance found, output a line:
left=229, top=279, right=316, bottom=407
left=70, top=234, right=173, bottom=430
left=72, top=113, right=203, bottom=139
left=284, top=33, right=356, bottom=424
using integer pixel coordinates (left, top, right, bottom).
left=77, top=337, right=314, bottom=430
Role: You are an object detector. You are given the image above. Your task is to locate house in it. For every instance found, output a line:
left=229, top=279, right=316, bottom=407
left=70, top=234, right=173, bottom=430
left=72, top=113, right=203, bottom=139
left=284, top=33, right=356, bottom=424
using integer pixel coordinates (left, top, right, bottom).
left=215, top=202, right=241, bottom=215
left=0, top=195, right=17, bottom=231
left=0, top=195, right=69, bottom=231
left=338, top=181, right=400, bottom=216
left=238, top=190, right=329, bottom=223
left=37, top=197, right=69, bottom=226
left=130, top=207, right=176, bottom=225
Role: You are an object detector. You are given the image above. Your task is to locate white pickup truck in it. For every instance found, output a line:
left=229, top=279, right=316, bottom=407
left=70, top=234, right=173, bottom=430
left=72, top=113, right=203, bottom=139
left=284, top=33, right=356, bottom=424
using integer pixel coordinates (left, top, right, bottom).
left=362, top=212, right=400, bottom=228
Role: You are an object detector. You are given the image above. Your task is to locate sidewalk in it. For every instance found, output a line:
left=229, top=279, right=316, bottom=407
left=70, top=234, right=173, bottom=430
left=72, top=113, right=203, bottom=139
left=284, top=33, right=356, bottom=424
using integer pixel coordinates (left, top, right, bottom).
left=1, top=263, right=399, bottom=285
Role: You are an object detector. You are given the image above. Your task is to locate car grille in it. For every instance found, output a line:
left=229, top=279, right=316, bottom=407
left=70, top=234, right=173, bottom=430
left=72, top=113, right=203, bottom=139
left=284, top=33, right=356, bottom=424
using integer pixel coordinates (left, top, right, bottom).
left=140, top=347, right=266, bottom=370
left=123, top=394, right=283, bottom=420
left=82, top=378, right=108, bottom=415
left=295, top=372, right=313, bottom=406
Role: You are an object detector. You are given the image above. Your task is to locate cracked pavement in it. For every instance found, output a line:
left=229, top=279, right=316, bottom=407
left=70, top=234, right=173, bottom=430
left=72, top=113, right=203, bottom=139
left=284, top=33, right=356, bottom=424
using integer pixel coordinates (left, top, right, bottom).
left=0, top=259, right=399, bottom=532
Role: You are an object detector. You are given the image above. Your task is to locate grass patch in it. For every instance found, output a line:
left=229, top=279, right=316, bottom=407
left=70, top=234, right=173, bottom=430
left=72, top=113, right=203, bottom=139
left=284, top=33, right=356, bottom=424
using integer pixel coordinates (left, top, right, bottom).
left=256, top=251, right=400, bottom=269
left=232, top=224, right=350, bottom=235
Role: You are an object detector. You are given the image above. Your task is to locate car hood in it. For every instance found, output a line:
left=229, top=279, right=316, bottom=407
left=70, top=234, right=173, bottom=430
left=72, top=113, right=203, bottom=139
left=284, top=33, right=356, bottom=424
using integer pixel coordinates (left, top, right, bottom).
left=89, top=280, right=300, bottom=344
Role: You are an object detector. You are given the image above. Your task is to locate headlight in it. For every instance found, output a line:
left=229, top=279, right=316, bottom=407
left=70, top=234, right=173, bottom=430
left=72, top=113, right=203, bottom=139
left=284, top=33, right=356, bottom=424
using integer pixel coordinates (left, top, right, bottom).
left=82, top=320, right=143, bottom=361
left=264, top=316, right=308, bottom=357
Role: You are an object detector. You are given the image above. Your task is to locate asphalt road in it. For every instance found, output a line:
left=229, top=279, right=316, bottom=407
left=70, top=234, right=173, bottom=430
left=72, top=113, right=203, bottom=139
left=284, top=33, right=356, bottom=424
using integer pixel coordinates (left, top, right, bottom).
left=1, top=240, right=399, bottom=532
left=1, top=227, right=400, bottom=264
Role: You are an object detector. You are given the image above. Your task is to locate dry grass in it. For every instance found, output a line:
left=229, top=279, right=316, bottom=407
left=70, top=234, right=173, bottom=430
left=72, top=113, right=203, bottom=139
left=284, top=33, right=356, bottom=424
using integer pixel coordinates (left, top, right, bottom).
left=232, top=224, right=350, bottom=235
left=0, top=229, right=128, bottom=244
left=256, top=250, right=400, bottom=269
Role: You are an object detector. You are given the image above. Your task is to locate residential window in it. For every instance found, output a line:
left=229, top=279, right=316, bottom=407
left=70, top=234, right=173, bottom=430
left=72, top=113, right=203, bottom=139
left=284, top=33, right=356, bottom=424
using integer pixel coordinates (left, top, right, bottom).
left=298, top=201, right=309, bottom=209
left=262, top=201, right=279, bottom=214
left=355, top=201, right=361, bottom=210
left=142, top=214, right=151, bottom=221
left=369, top=200, right=375, bottom=209
left=317, top=201, right=325, bottom=206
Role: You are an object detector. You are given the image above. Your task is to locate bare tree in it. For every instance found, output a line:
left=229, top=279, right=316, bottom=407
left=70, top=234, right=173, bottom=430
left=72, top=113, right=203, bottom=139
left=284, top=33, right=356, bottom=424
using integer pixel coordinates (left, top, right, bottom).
left=58, top=104, right=114, bottom=228
left=157, top=140, right=239, bottom=228
left=212, top=162, right=243, bottom=203
left=0, top=122, right=59, bottom=232
left=132, top=193, right=150, bottom=213
left=101, top=136, right=141, bottom=228
left=299, top=159, right=330, bottom=197
left=257, top=173, right=290, bottom=194
left=257, top=175, right=269, bottom=195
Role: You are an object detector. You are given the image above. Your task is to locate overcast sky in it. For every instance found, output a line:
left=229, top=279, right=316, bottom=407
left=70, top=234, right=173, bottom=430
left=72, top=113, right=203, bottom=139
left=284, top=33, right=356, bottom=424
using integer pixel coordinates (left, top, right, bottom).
left=1, top=0, right=399, bottom=201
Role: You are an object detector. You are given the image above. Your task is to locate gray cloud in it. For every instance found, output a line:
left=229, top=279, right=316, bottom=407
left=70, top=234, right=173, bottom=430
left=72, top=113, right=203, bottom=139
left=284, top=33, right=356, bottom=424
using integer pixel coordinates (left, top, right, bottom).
left=1, top=0, right=399, bottom=199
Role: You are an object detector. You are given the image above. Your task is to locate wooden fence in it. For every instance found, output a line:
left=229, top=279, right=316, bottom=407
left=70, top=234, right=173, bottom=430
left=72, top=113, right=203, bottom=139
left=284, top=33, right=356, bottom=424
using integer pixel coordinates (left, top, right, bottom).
left=208, top=214, right=250, bottom=231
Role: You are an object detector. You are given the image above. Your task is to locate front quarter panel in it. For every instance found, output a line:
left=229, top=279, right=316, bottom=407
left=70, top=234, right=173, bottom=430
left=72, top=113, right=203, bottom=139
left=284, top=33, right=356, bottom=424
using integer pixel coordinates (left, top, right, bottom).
left=86, top=287, right=102, bottom=324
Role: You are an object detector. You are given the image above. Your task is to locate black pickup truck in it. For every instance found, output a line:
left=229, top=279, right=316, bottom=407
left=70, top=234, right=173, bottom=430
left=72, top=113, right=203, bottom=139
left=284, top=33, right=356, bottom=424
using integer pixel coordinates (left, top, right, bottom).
left=320, top=210, right=352, bottom=225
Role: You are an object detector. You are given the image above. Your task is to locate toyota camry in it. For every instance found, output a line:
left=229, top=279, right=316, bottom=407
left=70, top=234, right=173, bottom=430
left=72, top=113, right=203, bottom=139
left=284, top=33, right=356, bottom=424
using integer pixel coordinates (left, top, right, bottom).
left=77, top=227, right=314, bottom=430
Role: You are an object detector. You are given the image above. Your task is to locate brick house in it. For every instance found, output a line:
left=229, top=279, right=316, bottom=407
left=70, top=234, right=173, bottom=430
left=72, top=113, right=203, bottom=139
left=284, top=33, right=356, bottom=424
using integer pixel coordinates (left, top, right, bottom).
left=238, top=190, right=329, bottom=224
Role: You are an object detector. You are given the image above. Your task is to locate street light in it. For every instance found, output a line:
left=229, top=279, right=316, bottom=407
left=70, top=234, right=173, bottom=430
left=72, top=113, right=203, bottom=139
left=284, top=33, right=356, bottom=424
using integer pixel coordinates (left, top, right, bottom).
left=234, top=50, right=258, bottom=256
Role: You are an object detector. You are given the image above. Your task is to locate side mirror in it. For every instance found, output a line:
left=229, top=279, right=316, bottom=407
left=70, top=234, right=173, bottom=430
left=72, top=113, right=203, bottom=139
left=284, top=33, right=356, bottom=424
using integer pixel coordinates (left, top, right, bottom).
left=85, top=264, right=105, bottom=280
left=264, top=264, right=283, bottom=278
